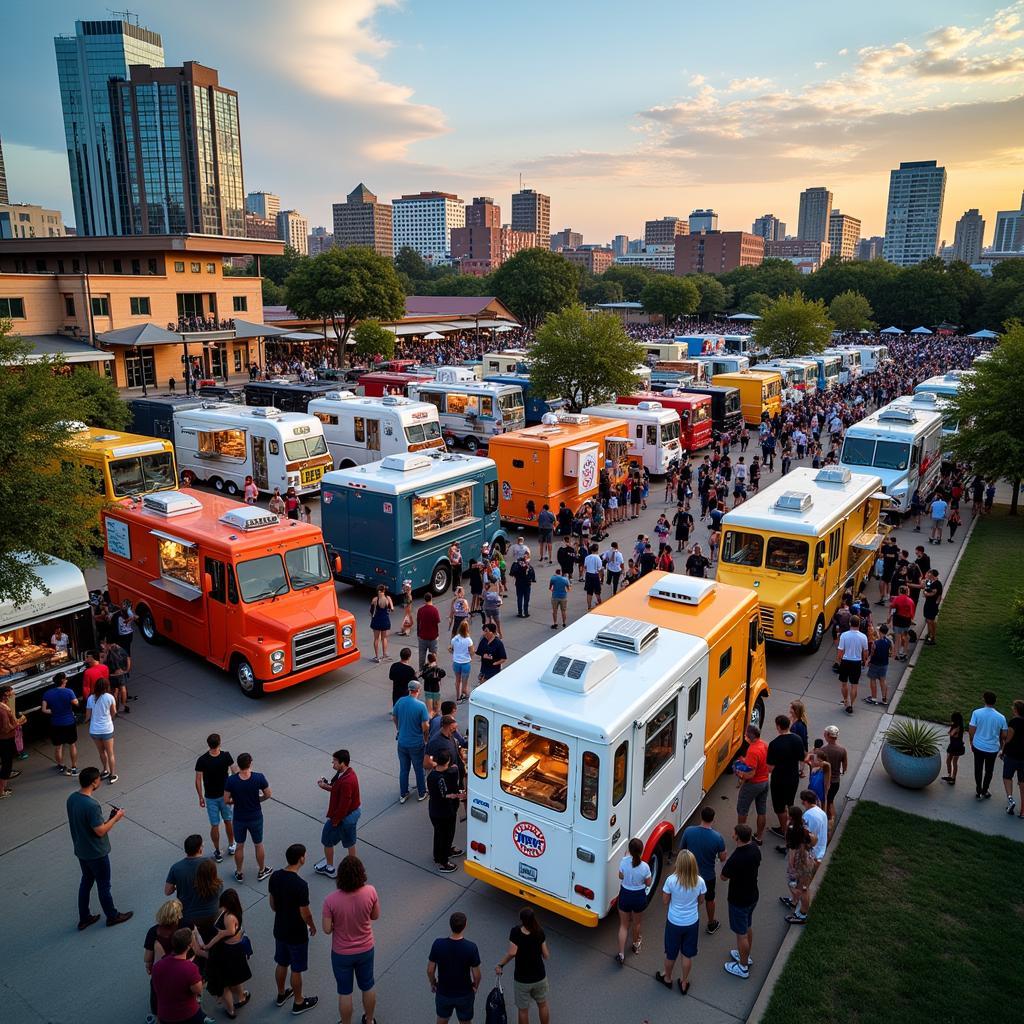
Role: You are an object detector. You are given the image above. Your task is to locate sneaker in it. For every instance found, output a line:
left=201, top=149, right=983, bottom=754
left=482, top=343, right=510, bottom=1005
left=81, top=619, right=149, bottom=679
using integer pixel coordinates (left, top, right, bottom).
left=400, top=795, right=409, bottom=804
left=8, top=769, right=21, bottom=779
left=438, top=862, right=458, bottom=873
left=779, top=896, right=797, bottom=909
left=845, top=706, right=854, bottom=715
left=785, top=913, right=807, bottom=925
left=257, top=866, right=273, bottom=881
left=706, top=920, right=721, bottom=935
left=65, top=766, right=76, bottom=776
left=863, top=697, right=878, bottom=705
left=417, top=792, right=428, bottom=801
left=313, top=858, right=328, bottom=872
left=314, top=862, right=336, bottom=878
left=291, top=996, right=319, bottom=1015
left=724, top=961, right=750, bottom=979
left=226, top=843, right=237, bottom=855
left=214, top=849, right=223, bottom=863
left=100, top=771, right=110, bottom=780
left=107, top=774, right=119, bottom=784
left=234, top=870, right=245, bottom=882
left=982, top=791, right=992, bottom=799
left=730, top=950, right=754, bottom=965
left=0, top=789, right=11, bottom=799
left=1007, top=797, right=1017, bottom=815
left=632, top=936, right=644, bottom=953
left=275, top=989, right=294, bottom=1008
left=54, top=763, right=66, bottom=773
left=449, top=848, right=465, bottom=857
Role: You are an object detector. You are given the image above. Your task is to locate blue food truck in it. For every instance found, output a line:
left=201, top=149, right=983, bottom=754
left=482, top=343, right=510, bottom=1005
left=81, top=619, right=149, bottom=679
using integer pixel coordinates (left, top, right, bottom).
left=320, top=451, right=507, bottom=596
left=483, top=373, right=566, bottom=425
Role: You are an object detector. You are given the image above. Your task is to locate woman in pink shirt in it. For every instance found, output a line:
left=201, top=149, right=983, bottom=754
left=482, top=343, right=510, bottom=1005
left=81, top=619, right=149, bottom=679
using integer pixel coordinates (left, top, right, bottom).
left=322, top=855, right=380, bottom=1024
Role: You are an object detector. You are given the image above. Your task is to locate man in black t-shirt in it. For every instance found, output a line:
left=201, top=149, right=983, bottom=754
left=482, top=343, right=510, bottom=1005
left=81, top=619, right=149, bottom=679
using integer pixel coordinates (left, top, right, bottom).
left=268, top=844, right=318, bottom=1015
left=389, top=648, right=418, bottom=706
left=427, top=911, right=481, bottom=1024
left=767, top=716, right=806, bottom=843
left=194, top=733, right=235, bottom=862
left=427, top=751, right=462, bottom=872
left=722, top=824, right=761, bottom=979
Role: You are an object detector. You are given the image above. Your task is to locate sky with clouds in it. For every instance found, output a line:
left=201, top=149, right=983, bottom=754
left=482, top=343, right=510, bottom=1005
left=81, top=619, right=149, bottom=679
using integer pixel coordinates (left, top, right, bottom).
left=2, top=0, right=1023, bottom=245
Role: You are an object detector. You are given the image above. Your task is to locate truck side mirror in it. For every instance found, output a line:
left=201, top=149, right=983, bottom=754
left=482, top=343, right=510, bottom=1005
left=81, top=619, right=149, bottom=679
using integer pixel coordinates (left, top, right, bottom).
left=333, top=555, right=342, bottom=574
left=203, top=572, right=213, bottom=594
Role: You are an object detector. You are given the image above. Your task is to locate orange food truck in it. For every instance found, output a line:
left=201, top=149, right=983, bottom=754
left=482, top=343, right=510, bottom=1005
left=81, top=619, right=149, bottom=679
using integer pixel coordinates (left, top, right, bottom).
left=616, top=390, right=713, bottom=453
left=101, top=490, right=359, bottom=697
left=487, top=414, right=632, bottom=527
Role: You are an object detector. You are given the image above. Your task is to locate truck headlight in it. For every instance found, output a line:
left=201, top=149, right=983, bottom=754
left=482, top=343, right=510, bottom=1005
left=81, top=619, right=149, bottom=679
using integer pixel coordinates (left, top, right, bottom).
left=782, top=612, right=796, bottom=626
left=342, top=625, right=353, bottom=637
left=271, top=650, right=285, bottom=663
left=342, top=639, right=354, bottom=650
left=272, top=663, right=285, bottom=674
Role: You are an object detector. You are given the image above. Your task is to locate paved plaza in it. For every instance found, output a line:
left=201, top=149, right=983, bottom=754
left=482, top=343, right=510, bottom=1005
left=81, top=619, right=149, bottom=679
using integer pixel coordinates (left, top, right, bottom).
left=2, top=458, right=974, bottom=1024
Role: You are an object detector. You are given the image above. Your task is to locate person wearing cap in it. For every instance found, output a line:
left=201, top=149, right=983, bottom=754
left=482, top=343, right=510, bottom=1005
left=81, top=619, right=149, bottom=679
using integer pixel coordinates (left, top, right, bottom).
left=475, top=623, right=507, bottom=686
left=509, top=536, right=530, bottom=563
left=425, top=715, right=467, bottom=794
left=392, top=680, right=429, bottom=804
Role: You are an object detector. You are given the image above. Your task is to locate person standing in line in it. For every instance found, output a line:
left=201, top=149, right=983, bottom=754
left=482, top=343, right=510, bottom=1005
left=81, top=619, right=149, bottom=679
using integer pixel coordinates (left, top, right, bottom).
left=655, top=849, right=706, bottom=995
left=510, top=554, right=536, bottom=618
left=449, top=622, right=475, bottom=704
left=269, top=844, right=319, bottom=1015
left=819, top=726, right=848, bottom=824
left=315, top=749, right=361, bottom=877
left=684, top=543, right=711, bottom=578
left=475, top=622, right=507, bottom=685
left=150, top=927, right=205, bottom=1024
left=549, top=567, right=571, bottom=629
left=734, top=725, right=769, bottom=846
left=368, top=585, right=394, bottom=664
left=583, top=544, right=604, bottom=610
left=114, top=599, right=136, bottom=658
left=322, top=856, right=380, bottom=1024
left=614, top=838, right=652, bottom=965
left=198, top=888, right=252, bottom=1017
left=41, top=672, right=80, bottom=777
left=449, top=586, right=471, bottom=638
left=680, top=807, right=727, bottom=934
left=1001, top=700, right=1024, bottom=817
left=194, top=733, right=236, bottom=864
left=721, top=824, right=761, bottom=980
left=602, top=541, right=624, bottom=595
left=781, top=792, right=828, bottom=925
left=928, top=493, right=948, bottom=545
left=448, top=541, right=464, bottom=589
left=393, top=680, right=430, bottom=804
left=922, top=569, right=943, bottom=645
left=164, top=834, right=221, bottom=930
left=943, top=711, right=966, bottom=785
left=422, top=652, right=447, bottom=717
left=537, top=505, right=556, bottom=563
left=968, top=691, right=1008, bottom=801
left=865, top=624, right=892, bottom=705
left=428, top=911, right=482, bottom=1024
left=399, top=580, right=415, bottom=636
left=222, top=752, right=272, bottom=883
left=389, top=647, right=418, bottom=709
left=417, top=592, right=442, bottom=671
left=65, top=766, right=133, bottom=930
left=834, top=615, right=869, bottom=714
left=887, top=586, right=915, bottom=662
left=495, top=906, right=550, bottom=1024
left=426, top=750, right=463, bottom=873
left=269, top=487, right=287, bottom=517
left=101, top=638, right=132, bottom=715
left=85, top=677, right=118, bottom=784
left=767, top=716, right=806, bottom=844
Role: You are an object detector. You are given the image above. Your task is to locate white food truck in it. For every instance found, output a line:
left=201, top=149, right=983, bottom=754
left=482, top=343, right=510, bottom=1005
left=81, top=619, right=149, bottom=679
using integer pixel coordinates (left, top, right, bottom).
left=174, top=405, right=334, bottom=497
left=843, top=344, right=890, bottom=372
left=839, top=399, right=944, bottom=514
left=407, top=377, right=525, bottom=450
left=307, top=392, right=445, bottom=468
left=824, top=347, right=862, bottom=384
left=581, top=401, right=681, bottom=474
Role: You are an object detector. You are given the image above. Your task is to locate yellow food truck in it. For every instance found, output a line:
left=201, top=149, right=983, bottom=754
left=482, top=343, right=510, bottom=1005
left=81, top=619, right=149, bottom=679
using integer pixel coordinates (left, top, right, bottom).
left=67, top=424, right=178, bottom=501
left=711, top=369, right=783, bottom=426
left=715, top=466, right=889, bottom=651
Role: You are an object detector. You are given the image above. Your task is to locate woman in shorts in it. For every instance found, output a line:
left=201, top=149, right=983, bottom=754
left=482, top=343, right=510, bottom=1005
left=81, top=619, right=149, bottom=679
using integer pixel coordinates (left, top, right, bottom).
left=448, top=586, right=470, bottom=638
left=656, top=850, right=706, bottom=994
left=615, top=838, right=652, bottom=965
left=495, top=907, right=549, bottom=1024
left=368, top=585, right=393, bottom=664
left=448, top=621, right=475, bottom=704
left=85, top=677, right=118, bottom=784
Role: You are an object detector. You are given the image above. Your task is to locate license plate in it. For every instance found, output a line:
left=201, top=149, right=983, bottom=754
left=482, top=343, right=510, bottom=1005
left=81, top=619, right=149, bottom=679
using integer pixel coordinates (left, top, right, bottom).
left=301, top=466, right=323, bottom=485
left=518, top=863, right=538, bottom=883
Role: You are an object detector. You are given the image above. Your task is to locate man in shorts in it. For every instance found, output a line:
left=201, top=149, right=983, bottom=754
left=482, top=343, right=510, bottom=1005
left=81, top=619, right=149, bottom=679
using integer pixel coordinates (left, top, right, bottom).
left=549, top=568, right=571, bottom=629
left=269, top=844, right=318, bottom=1015
left=835, top=615, right=869, bottom=714
left=866, top=624, right=892, bottom=705
left=194, top=733, right=236, bottom=863
left=428, top=911, right=481, bottom=1024
left=820, top=726, right=848, bottom=823
left=888, top=586, right=915, bottom=661
left=315, top=750, right=361, bottom=877
left=734, top=725, right=769, bottom=845
left=536, top=505, right=555, bottom=563
left=583, top=544, right=603, bottom=610
left=722, top=824, right=761, bottom=979
left=41, top=671, right=79, bottom=776
left=680, top=806, right=727, bottom=933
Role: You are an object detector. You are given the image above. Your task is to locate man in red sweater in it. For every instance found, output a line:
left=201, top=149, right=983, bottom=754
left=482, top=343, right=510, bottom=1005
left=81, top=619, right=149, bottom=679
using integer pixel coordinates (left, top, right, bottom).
left=416, top=592, right=442, bottom=671
left=888, top=585, right=916, bottom=661
left=314, top=749, right=361, bottom=878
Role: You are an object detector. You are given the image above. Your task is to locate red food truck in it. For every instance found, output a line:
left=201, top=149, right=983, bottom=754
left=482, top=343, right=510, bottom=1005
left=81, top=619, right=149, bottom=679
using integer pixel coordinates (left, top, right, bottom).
left=617, top=389, right=713, bottom=452
left=359, top=370, right=435, bottom=398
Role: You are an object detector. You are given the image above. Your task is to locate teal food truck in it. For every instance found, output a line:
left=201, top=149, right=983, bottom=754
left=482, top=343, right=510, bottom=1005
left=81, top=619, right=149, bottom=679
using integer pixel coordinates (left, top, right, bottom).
left=320, top=451, right=507, bottom=596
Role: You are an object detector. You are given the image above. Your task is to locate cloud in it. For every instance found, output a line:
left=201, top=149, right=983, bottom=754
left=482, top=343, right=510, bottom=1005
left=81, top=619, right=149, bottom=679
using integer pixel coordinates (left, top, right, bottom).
left=814, top=61, right=826, bottom=69
left=688, top=74, right=707, bottom=87
left=838, top=47, right=849, bottom=56
left=726, top=76, right=773, bottom=92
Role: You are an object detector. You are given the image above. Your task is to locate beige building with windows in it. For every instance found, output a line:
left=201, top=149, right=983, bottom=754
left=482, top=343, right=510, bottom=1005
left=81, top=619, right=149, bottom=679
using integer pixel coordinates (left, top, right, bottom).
left=827, top=211, right=861, bottom=261
left=276, top=210, right=309, bottom=255
left=1, top=203, right=67, bottom=239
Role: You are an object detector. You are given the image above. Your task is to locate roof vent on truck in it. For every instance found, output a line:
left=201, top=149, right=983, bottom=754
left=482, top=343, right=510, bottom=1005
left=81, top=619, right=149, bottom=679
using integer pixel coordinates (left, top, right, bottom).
left=648, top=574, right=717, bottom=607
left=142, top=491, right=203, bottom=517
left=636, top=401, right=663, bottom=411
left=541, top=643, right=618, bottom=693
left=594, top=616, right=659, bottom=654
left=814, top=467, right=852, bottom=485
left=556, top=412, right=590, bottom=425
left=324, top=390, right=357, bottom=401
left=909, top=392, right=940, bottom=408
left=250, top=406, right=281, bottom=418
left=219, top=507, right=281, bottom=531
left=381, top=453, right=434, bottom=472
left=774, top=491, right=813, bottom=513
left=878, top=405, right=917, bottom=424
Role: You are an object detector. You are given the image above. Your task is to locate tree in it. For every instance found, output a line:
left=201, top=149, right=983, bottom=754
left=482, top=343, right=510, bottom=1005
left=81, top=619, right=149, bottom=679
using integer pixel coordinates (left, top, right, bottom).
left=602, top=265, right=654, bottom=301
left=284, top=247, right=405, bottom=366
left=65, top=367, right=130, bottom=429
left=579, top=278, right=624, bottom=306
left=754, top=292, right=834, bottom=358
left=828, top=290, right=875, bottom=332
left=720, top=259, right=805, bottom=308
left=738, top=291, right=771, bottom=316
left=977, top=261, right=1024, bottom=331
left=261, top=277, right=285, bottom=306
left=641, top=275, right=699, bottom=324
left=691, top=274, right=729, bottom=316
left=949, top=321, right=1024, bottom=513
left=529, top=306, right=645, bottom=411
left=352, top=319, right=396, bottom=362
left=491, top=248, right=580, bottom=332
left=0, top=322, right=106, bottom=603
left=395, top=246, right=431, bottom=283
left=261, top=245, right=306, bottom=286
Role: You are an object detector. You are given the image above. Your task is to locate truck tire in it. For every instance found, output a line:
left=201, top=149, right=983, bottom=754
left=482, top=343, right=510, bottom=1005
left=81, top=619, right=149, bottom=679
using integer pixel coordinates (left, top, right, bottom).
left=463, top=435, right=479, bottom=451
left=749, top=694, right=766, bottom=731
left=137, top=605, right=160, bottom=644
left=211, top=477, right=225, bottom=492
left=644, top=836, right=673, bottom=909
left=224, top=479, right=239, bottom=496
left=338, top=459, right=356, bottom=470
left=180, top=470, right=197, bottom=487
left=233, top=656, right=263, bottom=699
left=430, top=561, right=452, bottom=596
left=806, top=614, right=825, bottom=654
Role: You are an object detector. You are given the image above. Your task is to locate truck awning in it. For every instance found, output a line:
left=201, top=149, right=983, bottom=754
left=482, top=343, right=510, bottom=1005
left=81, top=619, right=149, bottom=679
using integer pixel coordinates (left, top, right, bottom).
left=852, top=531, right=885, bottom=552
left=149, top=529, right=198, bottom=548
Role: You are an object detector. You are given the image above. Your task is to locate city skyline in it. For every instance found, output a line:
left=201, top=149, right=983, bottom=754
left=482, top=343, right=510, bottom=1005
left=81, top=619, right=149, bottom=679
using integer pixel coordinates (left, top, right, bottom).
left=2, top=1, right=1023, bottom=244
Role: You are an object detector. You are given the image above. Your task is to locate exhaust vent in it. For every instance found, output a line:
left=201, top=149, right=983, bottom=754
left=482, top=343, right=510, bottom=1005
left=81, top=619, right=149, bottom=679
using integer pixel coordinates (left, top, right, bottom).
left=648, top=574, right=717, bottom=606
left=541, top=643, right=618, bottom=693
left=142, top=491, right=203, bottom=517
left=815, top=467, right=851, bottom=485
left=879, top=405, right=917, bottom=424
left=594, top=616, right=659, bottom=654
left=219, top=508, right=280, bottom=531
left=774, top=491, right=813, bottom=512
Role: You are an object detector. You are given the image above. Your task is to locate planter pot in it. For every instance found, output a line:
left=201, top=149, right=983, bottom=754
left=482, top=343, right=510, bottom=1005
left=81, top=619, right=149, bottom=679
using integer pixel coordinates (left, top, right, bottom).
left=881, top=743, right=942, bottom=789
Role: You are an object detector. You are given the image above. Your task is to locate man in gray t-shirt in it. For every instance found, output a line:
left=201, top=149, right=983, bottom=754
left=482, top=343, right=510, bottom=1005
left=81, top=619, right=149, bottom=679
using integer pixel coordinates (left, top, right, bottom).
left=680, top=807, right=727, bottom=933
left=165, top=834, right=221, bottom=926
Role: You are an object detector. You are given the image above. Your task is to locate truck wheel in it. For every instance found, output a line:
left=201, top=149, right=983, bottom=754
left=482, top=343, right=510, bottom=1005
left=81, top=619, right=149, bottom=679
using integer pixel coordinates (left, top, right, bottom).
left=180, top=470, right=197, bottom=487
left=463, top=435, right=479, bottom=451
left=644, top=837, right=672, bottom=908
left=749, top=695, right=766, bottom=731
left=138, top=606, right=160, bottom=644
left=806, top=615, right=825, bottom=654
left=338, top=459, right=356, bottom=470
left=224, top=479, right=239, bottom=496
left=211, top=477, right=225, bottom=492
left=430, top=562, right=452, bottom=596
left=234, top=657, right=263, bottom=699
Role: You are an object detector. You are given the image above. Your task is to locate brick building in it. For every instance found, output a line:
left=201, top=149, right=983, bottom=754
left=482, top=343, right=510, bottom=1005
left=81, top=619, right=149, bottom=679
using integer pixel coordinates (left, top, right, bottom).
left=333, top=183, right=394, bottom=257
left=674, top=231, right=763, bottom=275
left=644, top=217, right=688, bottom=246
left=562, top=247, right=614, bottom=274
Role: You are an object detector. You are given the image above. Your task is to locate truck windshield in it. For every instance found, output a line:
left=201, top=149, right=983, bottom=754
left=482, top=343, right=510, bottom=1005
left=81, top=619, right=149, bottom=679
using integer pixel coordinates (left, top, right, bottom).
left=404, top=420, right=442, bottom=444
left=285, top=544, right=331, bottom=590
left=284, top=435, right=329, bottom=461
left=661, top=419, right=680, bottom=443
left=766, top=537, right=809, bottom=574
left=722, top=530, right=764, bottom=567
left=725, top=393, right=741, bottom=415
left=840, top=437, right=875, bottom=467
left=872, top=440, right=910, bottom=471
left=498, top=392, right=524, bottom=419
left=236, top=554, right=289, bottom=602
left=109, top=451, right=176, bottom=497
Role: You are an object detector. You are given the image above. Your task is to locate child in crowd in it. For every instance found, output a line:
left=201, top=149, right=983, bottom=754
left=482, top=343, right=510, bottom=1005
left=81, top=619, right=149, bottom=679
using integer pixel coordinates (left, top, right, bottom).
left=943, top=711, right=965, bottom=785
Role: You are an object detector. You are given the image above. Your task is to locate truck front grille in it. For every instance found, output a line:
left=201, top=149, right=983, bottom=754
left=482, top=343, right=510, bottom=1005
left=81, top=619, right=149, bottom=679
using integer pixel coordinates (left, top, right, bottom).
left=292, top=623, right=338, bottom=671
left=759, top=606, right=775, bottom=638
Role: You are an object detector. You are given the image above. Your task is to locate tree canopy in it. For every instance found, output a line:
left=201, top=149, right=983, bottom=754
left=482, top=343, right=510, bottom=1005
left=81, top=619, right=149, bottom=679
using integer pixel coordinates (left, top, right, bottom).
left=754, top=292, right=834, bottom=358
left=641, top=275, right=699, bottom=324
left=491, top=248, right=580, bottom=332
left=260, top=245, right=306, bottom=286
left=828, top=290, right=875, bottom=333
left=602, top=265, right=655, bottom=301
left=949, top=322, right=1024, bottom=513
left=529, top=306, right=645, bottom=411
left=690, top=274, right=730, bottom=316
left=284, top=246, right=405, bottom=366
left=352, top=319, right=396, bottom=361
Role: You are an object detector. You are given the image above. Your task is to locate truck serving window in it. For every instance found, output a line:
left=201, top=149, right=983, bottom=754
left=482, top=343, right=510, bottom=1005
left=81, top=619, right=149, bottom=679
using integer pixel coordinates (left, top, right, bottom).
left=500, top=725, right=568, bottom=813
left=580, top=751, right=599, bottom=821
left=722, top=531, right=764, bottom=567
left=484, top=480, right=498, bottom=515
left=285, top=545, right=331, bottom=590
left=644, top=697, right=677, bottom=786
left=412, top=484, right=475, bottom=539
left=198, top=428, right=246, bottom=461
left=157, top=538, right=200, bottom=590
left=473, top=716, right=488, bottom=779
left=765, top=538, right=809, bottom=574
left=612, top=741, right=628, bottom=806
left=236, top=554, right=289, bottom=602
left=109, top=452, right=176, bottom=497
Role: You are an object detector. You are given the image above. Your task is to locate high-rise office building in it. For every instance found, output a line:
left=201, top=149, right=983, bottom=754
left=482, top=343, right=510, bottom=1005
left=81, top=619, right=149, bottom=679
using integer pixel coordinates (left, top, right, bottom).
left=856, top=236, right=884, bottom=261
left=451, top=197, right=502, bottom=274
left=882, top=161, right=946, bottom=266
left=110, top=62, right=245, bottom=236
left=244, top=213, right=277, bottom=240
left=392, top=191, right=465, bottom=262
left=751, top=213, right=786, bottom=241
left=246, top=191, right=280, bottom=221
left=688, top=209, right=718, bottom=233
left=797, top=187, right=833, bottom=242
left=55, top=17, right=165, bottom=235
left=992, top=193, right=1024, bottom=252
left=827, top=211, right=861, bottom=261
left=644, top=217, right=688, bottom=246
left=307, top=227, right=335, bottom=256
left=550, top=227, right=582, bottom=251
left=0, top=136, right=8, bottom=204
left=952, top=209, right=985, bottom=264
left=277, top=210, right=309, bottom=255
left=611, top=234, right=630, bottom=258
left=333, top=183, right=393, bottom=257
left=511, top=189, right=550, bottom=249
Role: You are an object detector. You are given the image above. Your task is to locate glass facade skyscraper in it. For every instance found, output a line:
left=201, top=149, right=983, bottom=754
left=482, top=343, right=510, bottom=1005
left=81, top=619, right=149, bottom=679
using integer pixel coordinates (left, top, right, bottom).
left=55, top=18, right=165, bottom=235
left=882, top=161, right=947, bottom=267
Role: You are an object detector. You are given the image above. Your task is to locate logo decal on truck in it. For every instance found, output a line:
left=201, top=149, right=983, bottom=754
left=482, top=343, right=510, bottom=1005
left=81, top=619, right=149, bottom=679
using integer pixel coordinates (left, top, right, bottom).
left=512, top=821, right=546, bottom=858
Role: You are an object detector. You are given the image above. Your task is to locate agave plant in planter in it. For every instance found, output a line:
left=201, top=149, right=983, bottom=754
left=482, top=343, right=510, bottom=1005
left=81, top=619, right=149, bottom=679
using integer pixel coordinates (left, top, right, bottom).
left=881, top=718, right=943, bottom=789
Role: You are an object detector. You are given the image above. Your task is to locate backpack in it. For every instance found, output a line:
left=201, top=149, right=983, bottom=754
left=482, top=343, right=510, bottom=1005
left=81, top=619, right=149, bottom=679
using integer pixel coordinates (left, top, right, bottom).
left=485, top=982, right=508, bottom=1024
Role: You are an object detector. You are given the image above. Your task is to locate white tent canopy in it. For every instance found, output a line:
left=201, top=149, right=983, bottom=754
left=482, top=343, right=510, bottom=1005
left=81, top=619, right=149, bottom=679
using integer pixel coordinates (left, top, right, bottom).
left=727, top=312, right=761, bottom=321
left=910, top=326, right=933, bottom=335
left=968, top=328, right=999, bottom=339
left=880, top=326, right=904, bottom=335
left=423, top=331, right=445, bottom=341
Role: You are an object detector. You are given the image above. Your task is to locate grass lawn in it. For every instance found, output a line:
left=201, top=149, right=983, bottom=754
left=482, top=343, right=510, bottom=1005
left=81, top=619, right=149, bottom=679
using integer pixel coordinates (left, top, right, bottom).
left=760, top=801, right=1024, bottom=1024
left=897, top=506, right=1024, bottom=724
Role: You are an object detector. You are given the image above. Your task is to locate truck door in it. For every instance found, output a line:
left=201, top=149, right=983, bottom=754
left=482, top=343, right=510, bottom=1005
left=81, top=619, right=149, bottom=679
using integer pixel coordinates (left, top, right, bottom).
left=366, top=419, right=381, bottom=452
left=205, top=557, right=230, bottom=664
left=491, top=719, right=575, bottom=901
left=680, top=674, right=708, bottom=823
left=252, top=435, right=268, bottom=490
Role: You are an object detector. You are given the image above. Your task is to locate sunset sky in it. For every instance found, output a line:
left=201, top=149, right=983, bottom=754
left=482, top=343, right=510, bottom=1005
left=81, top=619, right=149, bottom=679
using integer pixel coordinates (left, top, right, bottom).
left=3, top=0, right=1023, bottom=245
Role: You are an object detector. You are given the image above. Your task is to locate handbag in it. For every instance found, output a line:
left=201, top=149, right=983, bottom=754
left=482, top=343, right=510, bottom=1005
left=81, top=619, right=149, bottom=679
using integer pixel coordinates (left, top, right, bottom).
left=240, top=933, right=254, bottom=959
left=484, top=981, right=508, bottom=1024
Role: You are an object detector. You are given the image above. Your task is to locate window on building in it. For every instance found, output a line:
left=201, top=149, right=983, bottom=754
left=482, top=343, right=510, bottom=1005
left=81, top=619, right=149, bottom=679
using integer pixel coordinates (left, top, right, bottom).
left=91, top=296, right=110, bottom=317
left=0, top=298, right=26, bottom=318
left=113, top=259, right=123, bottom=274
left=131, top=259, right=141, bottom=275
left=35, top=259, right=47, bottom=272
left=174, top=261, right=185, bottom=273
left=191, top=262, right=201, bottom=273
left=72, top=259, right=81, bottom=273
left=130, top=297, right=151, bottom=316
left=232, top=296, right=248, bottom=312
left=207, top=262, right=216, bottom=274
left=148, top=259, right=158, bottom=275
left=64, top=296, right=75, bottom=317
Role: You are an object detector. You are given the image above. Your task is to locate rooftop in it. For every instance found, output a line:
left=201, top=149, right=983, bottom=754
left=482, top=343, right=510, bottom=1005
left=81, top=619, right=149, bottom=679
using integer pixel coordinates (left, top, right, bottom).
left=0, top=234, right=284, bottom=257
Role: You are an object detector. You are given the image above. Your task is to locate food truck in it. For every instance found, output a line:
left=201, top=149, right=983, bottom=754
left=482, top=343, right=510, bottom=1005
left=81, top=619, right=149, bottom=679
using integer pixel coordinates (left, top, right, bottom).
left=465, top=571, right=769, bottom=925
left=839, top=399, right=944, bottom=514
left=580, top=401, right=681, bottom=475
left=811, top=353, right=842, bottom=391
left=101, top=490, right=359, bottom=696
left=757, top=358, right=819, bottom=399
left=753, top=362, right=803, bottom=404
left=640, top=340, right=687, bottom=363
left=129, top=395, right=205, bottom=439
left=320, top=451, right=506, bottom=596
left=407, top=377, right=526, bottom=449
left=711, top=369, right=783, bottom=426
left=843, top=344, right=890, bottom=372
left=171, top=404, right=333, bottom=497
left=488, top=414, right=632, bottom=527
left=243, top=380, right=340, bottom=413
left=66, top=424, right=178, bottom=501
left=616, top=390, right=713, bottom=452
left=694, top=354, right=750, bottom=376
left=654, top=359, right=708, bottom=383
left=674, top=334, right=727, bottom=356
left=482, top=350, right=531, bottom=375
left=824, top=347, right=861, bottom=384
left=715, top=467, right=888, bottom=651
left=675, top=383, right=743, bottom=438
left=0, top=555, right=94, bottom=709
left=483, top=374, right=566, bottom=425
left=358, top=369, right=436, bottom=398
left=307, top=392, right=445, bottom=468
left=913, top=373, right=968, bottom=435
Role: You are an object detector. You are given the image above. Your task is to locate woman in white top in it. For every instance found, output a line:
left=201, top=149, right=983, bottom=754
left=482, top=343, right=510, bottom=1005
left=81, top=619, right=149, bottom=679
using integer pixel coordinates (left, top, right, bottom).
left=656, top=849, right=706, bottom=995
left=615, top=837, right=652, bottom=965
left=85, top=678, right=119, bottom=784
left=448, top=620, right=475, bottom=703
